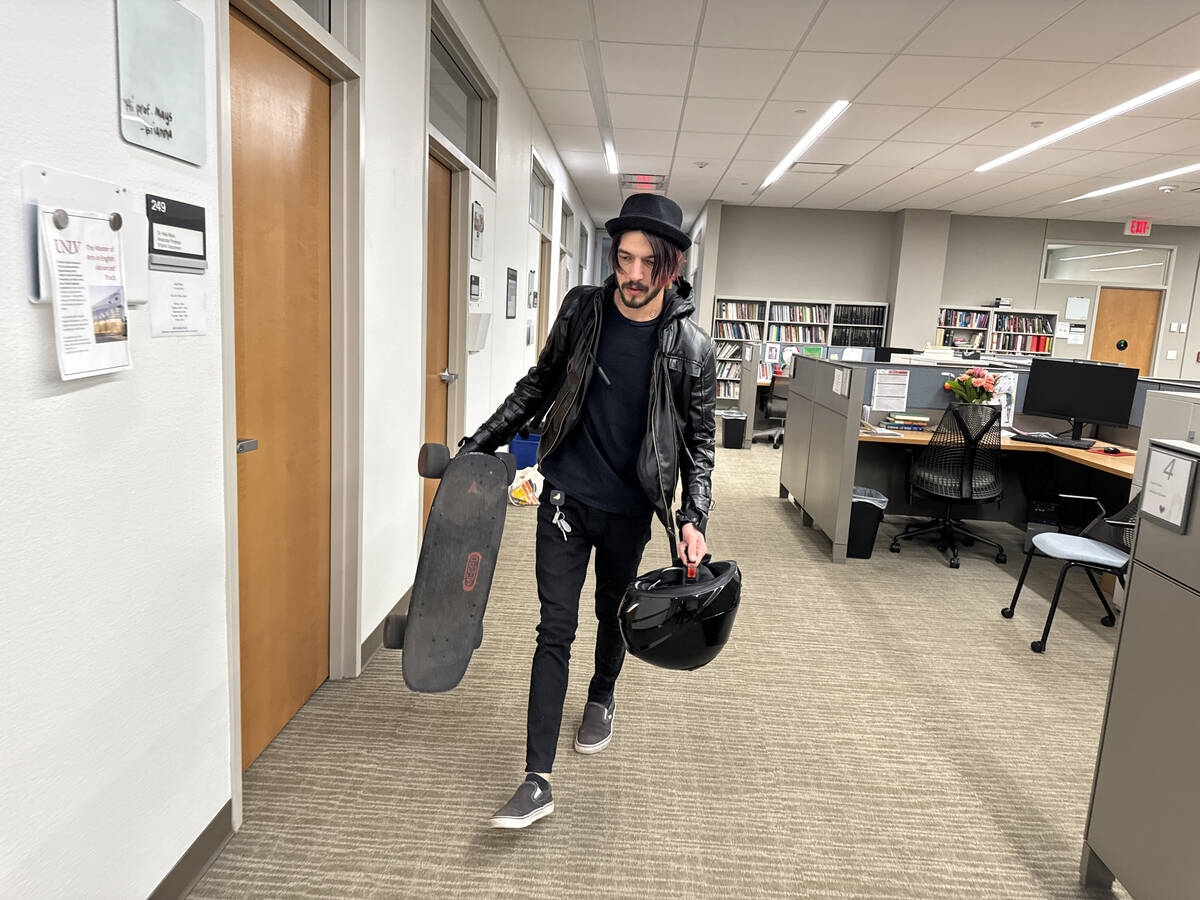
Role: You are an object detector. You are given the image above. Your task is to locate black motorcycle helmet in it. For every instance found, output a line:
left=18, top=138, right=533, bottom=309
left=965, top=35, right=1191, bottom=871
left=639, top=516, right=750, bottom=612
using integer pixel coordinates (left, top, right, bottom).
left=618, top=557, right=741, bottom=671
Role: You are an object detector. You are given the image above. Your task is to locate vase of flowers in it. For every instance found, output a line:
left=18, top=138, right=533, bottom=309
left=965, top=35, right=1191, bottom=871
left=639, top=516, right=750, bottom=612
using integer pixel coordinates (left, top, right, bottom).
left=944, top=366, right=996, bottom=404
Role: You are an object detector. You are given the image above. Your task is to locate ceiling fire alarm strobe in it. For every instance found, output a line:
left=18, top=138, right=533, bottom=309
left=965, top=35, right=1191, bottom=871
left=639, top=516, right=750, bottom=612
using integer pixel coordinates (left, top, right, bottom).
left=1124, top=217, right=1152, bottom=236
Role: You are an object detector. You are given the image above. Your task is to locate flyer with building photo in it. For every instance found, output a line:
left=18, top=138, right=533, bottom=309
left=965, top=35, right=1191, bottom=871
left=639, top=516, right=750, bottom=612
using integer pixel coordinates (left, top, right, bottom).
left=39, top=207, right=132, bottom=380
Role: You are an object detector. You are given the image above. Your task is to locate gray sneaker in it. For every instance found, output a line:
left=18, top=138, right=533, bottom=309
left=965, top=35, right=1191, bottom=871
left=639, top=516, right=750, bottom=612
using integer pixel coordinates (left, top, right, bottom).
left=489, top=778, right=554, bottom=829
left=574, top=698, right=615, bottom=754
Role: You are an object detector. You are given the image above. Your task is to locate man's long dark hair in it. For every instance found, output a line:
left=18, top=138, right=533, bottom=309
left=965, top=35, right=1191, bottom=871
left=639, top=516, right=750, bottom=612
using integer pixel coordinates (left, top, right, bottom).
left=609, top=230, right=684, bottom=291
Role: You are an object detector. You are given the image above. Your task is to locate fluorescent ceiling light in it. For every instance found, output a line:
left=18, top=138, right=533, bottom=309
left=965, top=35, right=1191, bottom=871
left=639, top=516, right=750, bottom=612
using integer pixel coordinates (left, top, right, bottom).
left=1089, top=262, right=1163, bottom=271
left=604, top=141, right=620, bottom=175
left=1059, top=249, right=1144, bottom=261
left=1062, top=161, right=1200, bottom=202
left=975, top=68, right=1200, bottom=173
left=758, top=100, right=850, bottom=192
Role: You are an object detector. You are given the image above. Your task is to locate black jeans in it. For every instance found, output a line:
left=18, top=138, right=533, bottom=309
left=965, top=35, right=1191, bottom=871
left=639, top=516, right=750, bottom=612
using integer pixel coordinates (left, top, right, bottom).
left=525, top=485, right=654, bottom=774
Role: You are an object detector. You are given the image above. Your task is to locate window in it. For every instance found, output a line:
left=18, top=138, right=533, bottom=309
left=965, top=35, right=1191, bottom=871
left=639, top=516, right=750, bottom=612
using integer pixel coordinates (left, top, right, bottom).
left=579, top=223, right=588, bottom=267
left=560, top=204, right=574, bottom=255
left=529, top=158, right=552, bottom=232
left=1044, top=243, right=1172, bottom=287
left=294, top=0, right=331, bottom=30
left=429, top=34, right=483, bottom=168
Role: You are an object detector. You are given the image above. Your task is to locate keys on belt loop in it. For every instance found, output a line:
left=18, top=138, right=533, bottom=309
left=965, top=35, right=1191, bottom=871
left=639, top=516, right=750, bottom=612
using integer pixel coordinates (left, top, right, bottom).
left=549, top=489, right=571, bottom=541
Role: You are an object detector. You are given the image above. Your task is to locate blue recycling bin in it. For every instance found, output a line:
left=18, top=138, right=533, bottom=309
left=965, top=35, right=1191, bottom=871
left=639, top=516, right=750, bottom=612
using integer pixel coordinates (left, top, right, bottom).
left=509, top=434, right=540, bottom=469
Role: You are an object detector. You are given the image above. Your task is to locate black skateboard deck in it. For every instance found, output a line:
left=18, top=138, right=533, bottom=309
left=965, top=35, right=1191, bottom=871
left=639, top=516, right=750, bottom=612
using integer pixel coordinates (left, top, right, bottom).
left=398, top=449, right=509, bottom=692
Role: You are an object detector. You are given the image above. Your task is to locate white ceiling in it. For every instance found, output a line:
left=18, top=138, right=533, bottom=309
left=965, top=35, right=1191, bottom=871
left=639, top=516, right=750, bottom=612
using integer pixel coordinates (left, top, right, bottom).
left=480, top=0, right=1200, bottom=230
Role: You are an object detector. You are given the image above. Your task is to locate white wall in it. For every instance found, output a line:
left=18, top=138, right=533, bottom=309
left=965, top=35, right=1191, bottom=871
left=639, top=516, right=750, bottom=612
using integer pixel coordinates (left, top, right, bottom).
left=889, top=209, right=950, bottom=349
left=942, top=215, right=1045, bottom=308
left=1, top=1, right=230, bottom=896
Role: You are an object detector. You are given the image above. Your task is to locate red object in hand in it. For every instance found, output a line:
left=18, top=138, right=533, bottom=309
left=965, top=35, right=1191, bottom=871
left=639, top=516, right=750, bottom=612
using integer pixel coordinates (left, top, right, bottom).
left=686, top=562, right=697, bottom=583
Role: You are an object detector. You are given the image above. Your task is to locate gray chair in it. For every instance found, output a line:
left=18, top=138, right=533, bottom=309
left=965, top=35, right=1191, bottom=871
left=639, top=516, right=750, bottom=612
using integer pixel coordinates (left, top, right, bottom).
left=752, top=374, right=787, bottom=449
left=1002, top=492, right=1139, bottom=653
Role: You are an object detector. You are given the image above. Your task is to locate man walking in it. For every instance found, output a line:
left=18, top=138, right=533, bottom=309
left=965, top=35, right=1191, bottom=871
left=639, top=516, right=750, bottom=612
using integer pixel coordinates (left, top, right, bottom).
left=457, top=194, right=716, bottom=828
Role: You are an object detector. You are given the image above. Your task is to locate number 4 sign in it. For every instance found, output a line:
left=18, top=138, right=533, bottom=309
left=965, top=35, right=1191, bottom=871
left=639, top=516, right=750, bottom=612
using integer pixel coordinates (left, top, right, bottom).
left=1142, top=445, right=1198, bottom=533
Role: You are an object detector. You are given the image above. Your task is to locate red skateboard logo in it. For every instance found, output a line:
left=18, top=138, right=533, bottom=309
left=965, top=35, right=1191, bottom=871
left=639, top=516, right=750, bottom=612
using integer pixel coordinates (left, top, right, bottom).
left=467, top=481, right=479, bottom=495
left=462, top=552, right=482, bottom=591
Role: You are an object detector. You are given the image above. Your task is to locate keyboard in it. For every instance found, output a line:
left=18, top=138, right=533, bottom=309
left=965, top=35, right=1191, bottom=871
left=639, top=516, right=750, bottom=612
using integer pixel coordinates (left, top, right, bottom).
left=1010, top=434, right=1095, bottom=450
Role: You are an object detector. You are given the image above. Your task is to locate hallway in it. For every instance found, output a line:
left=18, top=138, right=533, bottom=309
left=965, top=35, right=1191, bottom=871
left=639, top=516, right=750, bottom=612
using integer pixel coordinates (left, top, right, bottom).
left=194, top=446, right=1127, bottom=899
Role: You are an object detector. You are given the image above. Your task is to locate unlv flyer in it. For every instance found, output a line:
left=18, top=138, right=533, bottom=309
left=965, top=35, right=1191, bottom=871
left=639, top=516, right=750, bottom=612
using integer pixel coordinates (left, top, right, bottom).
left=38, top=206, right=132, bottom=380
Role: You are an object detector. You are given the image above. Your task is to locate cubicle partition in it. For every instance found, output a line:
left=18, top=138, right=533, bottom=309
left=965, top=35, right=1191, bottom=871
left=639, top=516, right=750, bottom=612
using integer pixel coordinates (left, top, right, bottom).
left=779, top=356, right=865, bottom=562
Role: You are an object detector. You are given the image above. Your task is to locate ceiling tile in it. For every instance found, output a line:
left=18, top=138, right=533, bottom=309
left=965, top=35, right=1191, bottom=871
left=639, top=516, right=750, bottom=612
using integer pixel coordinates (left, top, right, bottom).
left=857, top=56, right=993, bottom=106
left=1031, top=64, right=1196, bottom=116
left=1118, top=12, right=1200, bottom=67
left=1015, top=0, right=1200, bottom=63
left=667, top=168, right=725, bottom=194
left=899, top=169, right=1026, bottom=208
left=802, top=0, right=947, bottom=53
left=796, top=165, right=907, bottom=207
left=1104, top=119, right=1200, bottom=154
left=824, top=104, right=927, bottom=140
left=772, top=52, right=892, bottom=102
left=961, top=111, right=1087, bottom=146
left=617, top=154, right=675, bottom=175
left=941, top=60, right=1096, bottom=111
left=699, top=0, right=823, bottom=49
left=548, top=124, right=603, bottom=153
left=612, top=128, right=678, bottom=156
left=608, top=93, right=686, bottom=129
left=675, top=131, right=746, bottom=158
left=949, top=172, right=1088, bottom=211
left=914, top=143, right=1084, bottom=173
left=681, top=97, right=763, bottom=133
left=593, top=0, right=704, bottom=44
left=846, top=168, right=961, bottom=207
left=752, top=173, right=835, bottom=206
left=855, top=141, right=950, bottom=168
left=1053, top=115, right=1177, bottom=150
left=751, top=101, right=824, bottom=136
left=688, top=48, right=791, bottom=99
left=713, top=178, right=759, bottom=203
left=560, top=150, right=609, bottom=175
left=1040, top=150, right=1167, bottom=177
left=805, top=137, right=881, bottom=164
left=892, top=107, right=1007, bottom=143
left=482, top=0, right=593, bottom=39
left=907, top=0, right=1078, bottom=57
left=737, top=133, right=803, bottom=162
left=504, top=38, right=589, bottom=91
left=528, top=89, right=598, bottom=127
left=724, top=159, right=775, bottom=182
left=601, top=43, right=694, bottom=95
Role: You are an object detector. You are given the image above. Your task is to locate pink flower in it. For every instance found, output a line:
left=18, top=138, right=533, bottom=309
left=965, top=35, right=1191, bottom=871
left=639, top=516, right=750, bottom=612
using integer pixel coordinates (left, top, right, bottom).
left=958, top=374, right=970, bottom=382
left=972, top=377, right=984, bottom=387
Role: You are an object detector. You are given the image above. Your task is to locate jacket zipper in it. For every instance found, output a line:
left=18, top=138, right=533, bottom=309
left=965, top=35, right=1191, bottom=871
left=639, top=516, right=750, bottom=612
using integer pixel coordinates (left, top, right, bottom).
left=540, top=293, right=601, bottom=462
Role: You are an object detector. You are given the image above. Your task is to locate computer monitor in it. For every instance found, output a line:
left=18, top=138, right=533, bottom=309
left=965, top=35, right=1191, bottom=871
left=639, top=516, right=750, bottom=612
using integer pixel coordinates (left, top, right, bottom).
left=1021, top=358, right=1139, bottom=440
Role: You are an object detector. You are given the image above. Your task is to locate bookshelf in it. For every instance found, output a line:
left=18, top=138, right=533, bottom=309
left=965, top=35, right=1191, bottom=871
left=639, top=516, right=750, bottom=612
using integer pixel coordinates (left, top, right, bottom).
left=713, top=298, right=766, bottom=345
left=990, top=309, right=1056, bottom=355
left=830, top=301, right=888, bottom=348
left=935, top=305, right=992, bottom=350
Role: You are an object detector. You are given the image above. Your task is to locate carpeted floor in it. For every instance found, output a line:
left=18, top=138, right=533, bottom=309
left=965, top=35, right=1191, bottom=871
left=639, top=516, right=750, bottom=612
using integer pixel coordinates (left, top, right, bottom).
left=194, top=445, right=1130, bottom=899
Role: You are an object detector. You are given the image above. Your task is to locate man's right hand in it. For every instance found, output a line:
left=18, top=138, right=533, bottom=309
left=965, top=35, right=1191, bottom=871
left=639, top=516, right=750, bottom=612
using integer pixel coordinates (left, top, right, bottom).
left=456, top=437, right=483, bottom=457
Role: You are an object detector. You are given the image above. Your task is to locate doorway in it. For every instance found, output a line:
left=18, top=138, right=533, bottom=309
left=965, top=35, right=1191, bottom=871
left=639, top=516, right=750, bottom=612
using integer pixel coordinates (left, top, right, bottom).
left=230, top=9, right=332, bottom=770
left=1091, top=287, right=1162, bottom=376
left=537, top=237, right=552, bottom=351
left=424, top=155, right=453, bottom=523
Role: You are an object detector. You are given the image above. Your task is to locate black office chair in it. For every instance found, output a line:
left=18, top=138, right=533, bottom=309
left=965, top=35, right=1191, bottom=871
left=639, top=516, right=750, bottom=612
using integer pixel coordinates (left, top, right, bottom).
left=889, top=403, right=1006, bottom=568
left=1002, top=492, right=1138, bottom=653
left=752, top=374, right=787, bottom=449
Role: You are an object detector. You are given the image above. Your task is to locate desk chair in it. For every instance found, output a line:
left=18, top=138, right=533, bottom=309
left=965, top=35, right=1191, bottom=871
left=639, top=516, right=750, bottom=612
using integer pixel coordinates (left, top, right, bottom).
left=752, top=374, right=787, bottom=449
left=889, top=404, right=1006, bottom=568
left=1001, top=492, right=1138, bottom=653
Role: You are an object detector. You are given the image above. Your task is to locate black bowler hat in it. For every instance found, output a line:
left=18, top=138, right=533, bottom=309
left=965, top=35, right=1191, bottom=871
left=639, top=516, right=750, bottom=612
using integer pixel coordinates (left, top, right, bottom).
left=605, top=193, right=691, bottom=251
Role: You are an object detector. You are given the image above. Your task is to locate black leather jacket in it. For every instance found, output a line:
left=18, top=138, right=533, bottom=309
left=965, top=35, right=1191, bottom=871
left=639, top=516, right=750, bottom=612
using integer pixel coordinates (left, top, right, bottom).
left=470, top=275, right=716, bottom=536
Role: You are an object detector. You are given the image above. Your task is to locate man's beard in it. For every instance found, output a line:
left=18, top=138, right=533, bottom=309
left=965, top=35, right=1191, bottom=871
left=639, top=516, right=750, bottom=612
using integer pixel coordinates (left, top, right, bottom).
left=618, top=280, right=662, bottom=310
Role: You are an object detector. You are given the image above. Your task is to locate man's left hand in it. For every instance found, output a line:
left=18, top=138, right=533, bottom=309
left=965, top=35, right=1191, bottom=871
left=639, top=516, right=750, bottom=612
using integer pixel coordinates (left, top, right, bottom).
left=678, top=523, right=707, bottom=566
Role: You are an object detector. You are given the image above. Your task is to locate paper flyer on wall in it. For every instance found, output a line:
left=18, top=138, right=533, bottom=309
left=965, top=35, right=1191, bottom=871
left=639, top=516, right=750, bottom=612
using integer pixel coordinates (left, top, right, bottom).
left=149, top=270, right=206, bottom=336
left=871, top=369, right=909, bottom=412
left=993, top=371, right=1018, bottom=427
left=38, top=206, right=132, bottom=380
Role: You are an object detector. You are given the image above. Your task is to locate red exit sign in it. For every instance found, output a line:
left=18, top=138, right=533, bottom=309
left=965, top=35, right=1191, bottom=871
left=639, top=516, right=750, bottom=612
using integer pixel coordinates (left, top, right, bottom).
left=1124, top=217, right=1152, bottom=236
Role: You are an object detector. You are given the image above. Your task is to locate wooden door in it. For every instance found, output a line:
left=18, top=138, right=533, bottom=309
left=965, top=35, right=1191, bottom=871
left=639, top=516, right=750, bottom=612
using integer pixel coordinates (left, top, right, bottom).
left=231, top=10, right=331, bottom=770
left=423, top=156, right=452, bottom=523
left=1092, top=288, right=1161, bottom=375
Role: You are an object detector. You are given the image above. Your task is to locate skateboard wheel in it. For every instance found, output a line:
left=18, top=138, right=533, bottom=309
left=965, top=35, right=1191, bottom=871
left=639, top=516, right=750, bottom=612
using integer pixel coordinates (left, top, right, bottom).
left=497, top=451, right=517, bottom=485
left=382, top=613, right=407, bottom=649
left=418, top=443, right=450, bottom=479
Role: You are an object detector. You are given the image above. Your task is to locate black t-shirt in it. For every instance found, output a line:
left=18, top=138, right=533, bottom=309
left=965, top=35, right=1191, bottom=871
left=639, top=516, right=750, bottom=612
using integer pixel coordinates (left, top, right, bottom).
left=540, top=295, right=659, bottom=514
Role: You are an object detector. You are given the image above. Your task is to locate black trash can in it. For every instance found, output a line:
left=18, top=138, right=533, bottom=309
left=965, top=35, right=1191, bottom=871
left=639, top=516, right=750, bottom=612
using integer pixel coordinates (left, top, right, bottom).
left=847, top=487, right=888, bottom=559
left=721, top=411, right=747, bottom=449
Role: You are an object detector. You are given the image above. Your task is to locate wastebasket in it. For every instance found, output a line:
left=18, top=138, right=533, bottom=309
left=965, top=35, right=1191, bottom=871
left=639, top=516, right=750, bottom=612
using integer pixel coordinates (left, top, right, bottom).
left=508, top=434, right=540, bottom=469
left=721, top=412, right=748, bottom=449
left=847, top=487, right=888, bottom=559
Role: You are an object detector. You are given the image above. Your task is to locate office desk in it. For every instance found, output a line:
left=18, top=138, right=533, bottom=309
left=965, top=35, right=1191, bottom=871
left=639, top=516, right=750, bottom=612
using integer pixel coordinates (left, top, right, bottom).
left=858, top=431, right=1136, bottom=479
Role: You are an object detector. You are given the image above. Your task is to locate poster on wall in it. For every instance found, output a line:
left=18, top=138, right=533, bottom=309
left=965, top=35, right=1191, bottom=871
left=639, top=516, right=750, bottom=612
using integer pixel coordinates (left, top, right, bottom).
left=470, top=201, right=484, bottom=261
left=506, top=267, right=517, bottom=319
left=39, top=207, right=133, bottom=380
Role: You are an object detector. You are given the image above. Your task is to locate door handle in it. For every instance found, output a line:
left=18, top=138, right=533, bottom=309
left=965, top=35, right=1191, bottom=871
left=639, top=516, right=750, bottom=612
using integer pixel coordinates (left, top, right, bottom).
left=236, top=438, right=259, bottom=454
left=440, top=368, right=459, bottom=384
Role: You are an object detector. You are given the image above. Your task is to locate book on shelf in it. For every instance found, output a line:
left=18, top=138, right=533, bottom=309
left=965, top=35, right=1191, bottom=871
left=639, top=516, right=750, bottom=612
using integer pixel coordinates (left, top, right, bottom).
left=939, top=309, right=989, bottom=328
left=992, top=333, right=1053, bottom=353
left=936, top=327, right=984, bottom=348
left=769, top=303, right=827, bottom=324
left=831, top=325, right=884, bottom=348
left=716, top=300, right=765, bottom=319
left=766, top=323, right=824, bottom=343
left=883, top=418, right=927, bottom=431
left=715, top=340, right=742, bottom=359
left=833, top=305, right=886, bottom=326
left=891, top=414, right=929, bottom=424
left=714, top=321, right=763, bottom=340
left=993, top=313, right=1054, bottom=334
